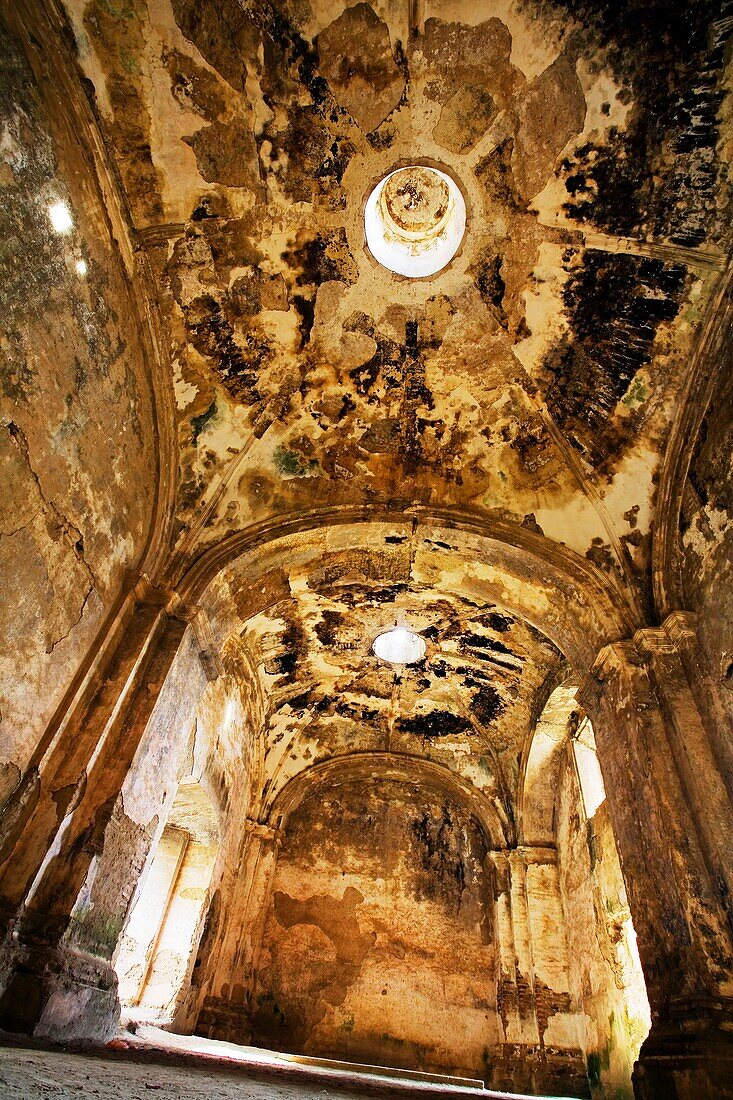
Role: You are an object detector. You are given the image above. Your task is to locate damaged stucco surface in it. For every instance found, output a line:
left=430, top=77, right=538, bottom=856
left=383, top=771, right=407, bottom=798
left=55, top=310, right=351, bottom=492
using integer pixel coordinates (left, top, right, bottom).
left=60, top=0, right=731, bottom=621
left=1, top=1, right=732, bottom=1095
left=254, top=778, right=499, bottom=1078
left=681, top=359, right=733, bottom=739
left=0, top=15, right=157, bottom=806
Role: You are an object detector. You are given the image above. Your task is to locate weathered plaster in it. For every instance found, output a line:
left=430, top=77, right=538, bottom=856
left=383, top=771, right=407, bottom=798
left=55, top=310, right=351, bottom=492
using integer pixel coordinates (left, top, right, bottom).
left=0, top=16, right=157, bottom=804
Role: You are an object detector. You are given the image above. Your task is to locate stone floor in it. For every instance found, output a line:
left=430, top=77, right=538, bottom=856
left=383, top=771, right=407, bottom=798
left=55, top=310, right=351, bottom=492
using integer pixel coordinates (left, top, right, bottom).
left=0, top=1044, right=401, bottom=1100
left=0, top=1041, right=580, bottom=1100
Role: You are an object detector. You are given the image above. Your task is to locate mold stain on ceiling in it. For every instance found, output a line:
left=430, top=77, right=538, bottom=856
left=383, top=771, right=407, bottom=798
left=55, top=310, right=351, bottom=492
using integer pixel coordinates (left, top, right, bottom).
left=57, top=0, right=732, bottom=802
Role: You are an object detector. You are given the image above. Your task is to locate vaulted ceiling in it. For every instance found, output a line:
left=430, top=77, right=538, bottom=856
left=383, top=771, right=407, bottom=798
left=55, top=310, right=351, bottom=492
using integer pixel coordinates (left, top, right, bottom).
left=59, top=0, right=732, bottom=823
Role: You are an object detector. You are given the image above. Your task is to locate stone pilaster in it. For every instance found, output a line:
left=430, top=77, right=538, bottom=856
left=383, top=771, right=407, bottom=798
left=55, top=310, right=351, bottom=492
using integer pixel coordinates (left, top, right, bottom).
left=579, top=613, right=733, bottom=1099
left=0, top=587, right=192, bottom=1041
left=508, top=850, right=541, bottom=1046
left=194, top=819, right=282, bottom=1044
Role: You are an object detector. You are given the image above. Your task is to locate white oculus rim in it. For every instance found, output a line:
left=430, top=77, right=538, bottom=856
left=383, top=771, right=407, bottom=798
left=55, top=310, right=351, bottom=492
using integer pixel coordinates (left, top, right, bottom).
left=373, top=627, right=427, bottom=665
left=364, top=165, right=466, bottom=278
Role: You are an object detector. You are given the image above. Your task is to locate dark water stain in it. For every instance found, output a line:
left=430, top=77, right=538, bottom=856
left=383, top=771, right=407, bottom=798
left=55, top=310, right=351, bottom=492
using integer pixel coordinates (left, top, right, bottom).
left=542, top=250, right=687, bottom=466
left=461, top=632, right=517, bottom=659
left=470, top=684, right=506, bottom=725
left=291, top=293, right=315, bottom=348
left=474, top=610, right=514, bottom=633
left=271, top=618, right=307, bottom=679
left=337, top=583, right=410, bottom=607
left=186, top=295, right=265, bottom=402
left=398, top=710, right=470, bottom=739
left=527, top=0, right=732, bottom=245
left=474, top=137, right=526, bottom=213
left=473, top=250, right=507, bottom=325
left=315, top=609, right=343, bottom=647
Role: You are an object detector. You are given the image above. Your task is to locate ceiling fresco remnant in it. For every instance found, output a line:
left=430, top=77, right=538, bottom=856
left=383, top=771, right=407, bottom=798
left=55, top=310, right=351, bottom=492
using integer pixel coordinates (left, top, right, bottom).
left=1, top=2, right=732, bottom=1093
left=54, top=0, right=731, bottom=808
left=61, top=0, right=731, bottom=605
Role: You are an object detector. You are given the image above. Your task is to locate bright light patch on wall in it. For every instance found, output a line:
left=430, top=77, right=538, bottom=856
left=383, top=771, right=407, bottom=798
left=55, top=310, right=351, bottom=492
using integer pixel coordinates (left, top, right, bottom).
left=573, top=718, right=606, bottom=818
left=364, top=165, right=465, bottom=278
left=373, top=627, right=426, bottom=665
left=75, top=259, right=87, bottom=276
left=48, top=200, right=73, bottom=233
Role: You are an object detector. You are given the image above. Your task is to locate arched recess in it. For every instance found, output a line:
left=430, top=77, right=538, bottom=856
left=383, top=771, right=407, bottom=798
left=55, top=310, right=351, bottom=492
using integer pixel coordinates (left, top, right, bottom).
left=518, top=676, right=579, bottom=847
left=249, top=758, right=499, bottom=1080
left=519, top=683, right=651, bottom=1098
left=265, top=750, right=507, bottom=847
left=184, top=506, right=638, bottom=671
left=115, top=777, right=220, bottom=1022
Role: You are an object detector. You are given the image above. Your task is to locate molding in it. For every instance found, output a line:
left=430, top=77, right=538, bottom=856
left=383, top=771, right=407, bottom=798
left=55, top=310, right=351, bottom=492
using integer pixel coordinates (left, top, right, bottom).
left=512, top=845, right=558, bottom=865
left=242, top=819, right=282, bottom=843
left=652, top=261, right=733, bottom=620
left=577, top=640, right=638, bottom=713
left=633, top=610, right=697, bottom=656
left=578, top=611, right=699, bottom=711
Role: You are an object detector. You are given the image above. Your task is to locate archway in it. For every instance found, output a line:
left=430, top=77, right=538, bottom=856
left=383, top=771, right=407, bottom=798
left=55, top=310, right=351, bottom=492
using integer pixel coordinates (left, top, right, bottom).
left=252, top=768, right=498, bottom=1079
left=520, top=683, right=651, bottom=1096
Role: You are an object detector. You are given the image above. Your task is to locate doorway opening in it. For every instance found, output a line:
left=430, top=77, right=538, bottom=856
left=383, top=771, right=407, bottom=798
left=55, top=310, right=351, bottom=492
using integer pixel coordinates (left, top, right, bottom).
left=115, top=778, right=219, bottom=1022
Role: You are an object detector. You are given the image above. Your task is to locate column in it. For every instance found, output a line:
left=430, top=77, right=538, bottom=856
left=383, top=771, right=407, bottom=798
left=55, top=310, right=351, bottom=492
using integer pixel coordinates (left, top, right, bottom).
left=508, top=850, right=541, bottom=1046
left=578, top=614, right=733, bottom=1100
left=0, top=581, right=164, bottom=927
left=0, top=586, right=191, bottom=1041
left=194, top=820, right=281, bottom=1044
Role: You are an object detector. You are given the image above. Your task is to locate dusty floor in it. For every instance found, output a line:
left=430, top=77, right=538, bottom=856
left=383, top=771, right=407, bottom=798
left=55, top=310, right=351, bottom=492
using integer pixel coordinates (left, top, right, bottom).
left=0, top=1042, right=519, bottom=1100
left=0, top=1044, right=411, bottom=1100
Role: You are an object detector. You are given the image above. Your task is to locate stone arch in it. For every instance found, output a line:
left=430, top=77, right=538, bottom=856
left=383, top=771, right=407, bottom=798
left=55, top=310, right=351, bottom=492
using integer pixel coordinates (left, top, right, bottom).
left=183, top=506, right=638, bottom=673
left=652, top=264, right=733, bottom=620
left=264, top=750, right=508, bottom=848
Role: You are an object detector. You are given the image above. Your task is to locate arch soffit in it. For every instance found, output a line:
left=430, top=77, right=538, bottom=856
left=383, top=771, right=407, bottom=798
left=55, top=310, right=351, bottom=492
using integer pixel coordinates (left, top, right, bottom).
left=517, top=678, right=581, bottom=847
left=652, top=263, right=733, bottom=619
left=177, top=506, right=638, bottom=672
left=264, top=750, right=507, bottom=850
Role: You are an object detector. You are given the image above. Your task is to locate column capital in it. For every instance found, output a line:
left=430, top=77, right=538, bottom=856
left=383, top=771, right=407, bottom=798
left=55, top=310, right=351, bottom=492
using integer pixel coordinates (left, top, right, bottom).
left=490, top=845, right=557, bottom=867
left=633, top=610, right=698, bottom=657
left=515, top=844, right=558, bottom=865
left=578, top=611, right=699, bottom=712
left=242, top=818, right=283, bottom=844
left=132, top=571, right=177, bottom=610
left=134, top=581, right=223, bottom=682
left=576, top=639, right=639, bottom=712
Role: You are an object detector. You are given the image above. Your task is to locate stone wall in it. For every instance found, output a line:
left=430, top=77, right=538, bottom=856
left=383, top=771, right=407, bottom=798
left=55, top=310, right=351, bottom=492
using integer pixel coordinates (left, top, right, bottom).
left=248, top=774, right=588, bottom=1095
left=0, top=14, right=158, bottom=807
left=681, top=361, right=733, bottom=742
left=252, top=777, right=497, bottom=1080
left=557, top=741, right=650, bottom=1098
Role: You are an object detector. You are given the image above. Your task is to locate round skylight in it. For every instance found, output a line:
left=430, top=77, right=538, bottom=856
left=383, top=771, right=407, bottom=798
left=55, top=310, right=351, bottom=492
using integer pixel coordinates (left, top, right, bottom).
left=48, top=200, right=73, bottom=234
left=373, top=627, right=426, bottom=665
left=364, top=165, right=466, bottom=278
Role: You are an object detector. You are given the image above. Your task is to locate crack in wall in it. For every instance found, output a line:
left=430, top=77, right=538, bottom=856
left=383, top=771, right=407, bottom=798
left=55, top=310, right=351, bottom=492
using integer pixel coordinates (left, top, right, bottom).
left=4, top=420, right=97, bottom=653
